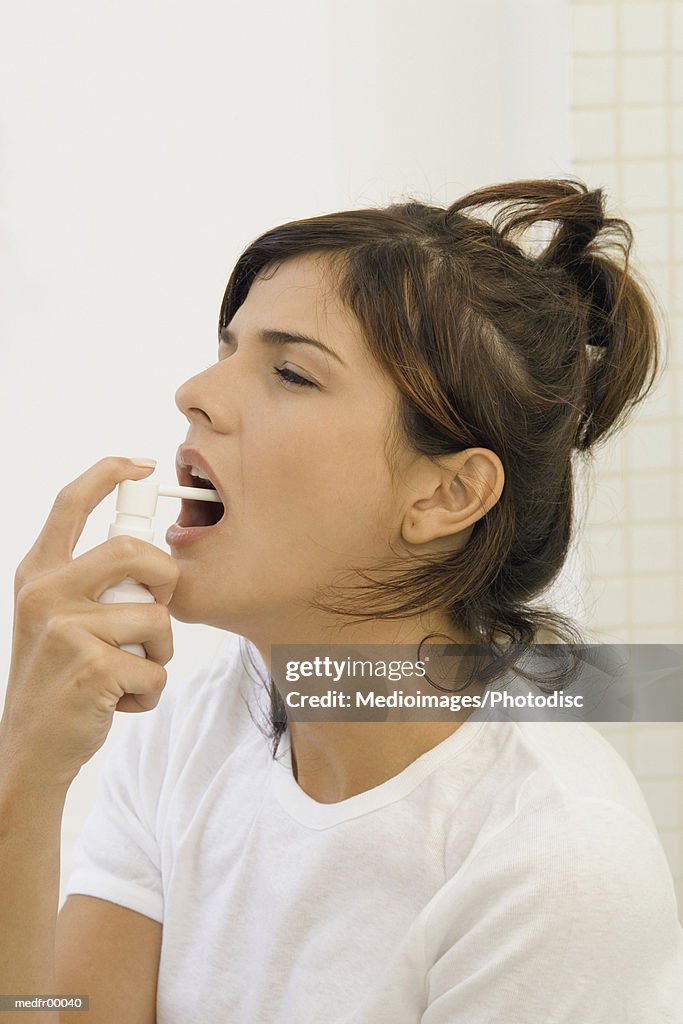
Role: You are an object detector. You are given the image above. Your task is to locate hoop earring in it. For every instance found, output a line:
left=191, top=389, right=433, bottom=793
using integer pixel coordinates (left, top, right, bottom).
left=416, top=632, right=476, bottom=695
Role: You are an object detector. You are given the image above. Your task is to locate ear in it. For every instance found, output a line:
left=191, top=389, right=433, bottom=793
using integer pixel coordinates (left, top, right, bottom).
left=402, top=448, right=505, bottom=547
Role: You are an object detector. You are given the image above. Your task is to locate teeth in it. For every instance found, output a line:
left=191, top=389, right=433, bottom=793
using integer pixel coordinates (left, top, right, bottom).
left=189, top=464, right=213, bottom=482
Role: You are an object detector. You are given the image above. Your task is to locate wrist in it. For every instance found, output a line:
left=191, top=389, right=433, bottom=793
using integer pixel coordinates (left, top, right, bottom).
left=0, top=720, right=75, bottom=803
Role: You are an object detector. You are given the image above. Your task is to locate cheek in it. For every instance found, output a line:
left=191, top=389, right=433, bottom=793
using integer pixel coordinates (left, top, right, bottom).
left=244, top=416, right=397, bottom=548
left=292, top=452, right=396, bottom=552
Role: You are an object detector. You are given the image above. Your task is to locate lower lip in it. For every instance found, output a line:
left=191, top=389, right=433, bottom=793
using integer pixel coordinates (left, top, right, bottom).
left=165, top=515, right=226, bottom=548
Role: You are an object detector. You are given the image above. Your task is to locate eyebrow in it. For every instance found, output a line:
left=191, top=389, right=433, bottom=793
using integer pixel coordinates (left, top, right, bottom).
left=219, top=326, right=347, bottom=368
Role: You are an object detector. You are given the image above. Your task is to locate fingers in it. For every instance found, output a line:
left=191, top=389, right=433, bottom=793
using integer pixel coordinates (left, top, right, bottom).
left=105, top=633, right=170, bottom=714
left=20, top=457, right=157, bottom=576
left=46, top=602, right=174, bottom=715
left=100, top=643, right=168, bottom=715
left=82, top=600, right=175, bottom=668
left=55, top=534, right=180, bottom=607
left=115, top=691, right=165, bottom=713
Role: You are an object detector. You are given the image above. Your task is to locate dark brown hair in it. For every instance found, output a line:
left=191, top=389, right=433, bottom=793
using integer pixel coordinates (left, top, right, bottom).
left=219, top=177, right=665, bottom=756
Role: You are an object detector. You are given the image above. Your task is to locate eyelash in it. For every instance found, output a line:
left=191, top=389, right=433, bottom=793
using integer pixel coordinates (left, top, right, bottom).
left=272, top=366, right=317, bottom=389
left=206, top=360, right=317, bottom=389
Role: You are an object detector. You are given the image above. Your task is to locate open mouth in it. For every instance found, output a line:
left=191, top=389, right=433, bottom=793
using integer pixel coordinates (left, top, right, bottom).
left=178, top=466, right=227, bottom=528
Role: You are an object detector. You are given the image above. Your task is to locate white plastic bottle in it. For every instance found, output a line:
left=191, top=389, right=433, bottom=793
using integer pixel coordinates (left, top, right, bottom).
left=98, top=475, right=220, bottom=657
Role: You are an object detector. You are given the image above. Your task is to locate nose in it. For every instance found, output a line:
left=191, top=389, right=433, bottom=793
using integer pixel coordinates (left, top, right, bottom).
left=175, top=368, right=209, bottom=425
left=175, top=363, right=234, bottom=431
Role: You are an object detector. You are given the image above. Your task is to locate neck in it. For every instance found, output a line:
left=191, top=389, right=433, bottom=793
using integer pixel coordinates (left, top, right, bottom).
left=247, top=612, right=481, bottom=804
left=286, top=719, right=476, bottom=803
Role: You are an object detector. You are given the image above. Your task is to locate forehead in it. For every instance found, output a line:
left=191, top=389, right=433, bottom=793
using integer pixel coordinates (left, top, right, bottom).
left=230, top=253, right=360, bottom=352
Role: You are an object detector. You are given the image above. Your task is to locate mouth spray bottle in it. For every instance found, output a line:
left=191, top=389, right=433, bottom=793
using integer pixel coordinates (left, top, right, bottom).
left=98, top=475, right=220, bottom=657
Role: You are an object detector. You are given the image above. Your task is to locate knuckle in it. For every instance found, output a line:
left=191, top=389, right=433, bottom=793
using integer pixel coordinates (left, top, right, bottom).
left=110, top=534, right=140, bottom=561
left=53, top=483, right=75, bottom=509
left=78, top=646, right=109, bottom=680
left=152, top=601, right=171, bottom=629
left=43, top=614, right=62, bottom=639
left=160, top=638, right=174, bottom=667
left=16, top=578, right=47, bottom=615
left=44, top=612, right=77, bottom=642
left=13, top=561, right=29, bottom=594
left=150, top=663, right=167, bottom=690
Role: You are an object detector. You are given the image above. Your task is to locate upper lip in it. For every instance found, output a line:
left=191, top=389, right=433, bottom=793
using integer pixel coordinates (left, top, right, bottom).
left=176, top=445, right=226, bottom=506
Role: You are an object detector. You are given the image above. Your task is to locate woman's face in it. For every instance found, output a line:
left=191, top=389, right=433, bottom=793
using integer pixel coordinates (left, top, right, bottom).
left=169, top=252, right=415, bottom=640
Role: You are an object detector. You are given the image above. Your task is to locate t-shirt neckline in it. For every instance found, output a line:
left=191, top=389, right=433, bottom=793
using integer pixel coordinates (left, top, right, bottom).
left=271, top=711, right=491, bottom=830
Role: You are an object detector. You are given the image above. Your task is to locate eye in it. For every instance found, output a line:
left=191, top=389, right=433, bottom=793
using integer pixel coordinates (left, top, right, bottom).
left=273, top=366, right=318, bottom=389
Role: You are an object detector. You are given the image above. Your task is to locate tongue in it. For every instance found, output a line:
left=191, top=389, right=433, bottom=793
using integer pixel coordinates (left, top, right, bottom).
left=178, top=497, right=224, bottom=528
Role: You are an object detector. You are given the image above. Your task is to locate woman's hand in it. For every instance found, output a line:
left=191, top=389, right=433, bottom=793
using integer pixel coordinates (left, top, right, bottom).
left=1, top=457, right=180, bottom=789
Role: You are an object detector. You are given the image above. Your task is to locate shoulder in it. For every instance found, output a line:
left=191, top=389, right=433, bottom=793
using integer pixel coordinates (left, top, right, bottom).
left=435, top=720, right=681, bottom=965
left=441, top=718, right=658, bottom=862
left=154, top=633, right=269, bottom=774
left=448, top=716, right=660, bottom=844
left=63, top=636, right=268, bottom=918
left=160, top=633, right=259, bottom=739
left=426, top=770, right=683, bottom=1020
left=103, top=633, right=266, bottom=812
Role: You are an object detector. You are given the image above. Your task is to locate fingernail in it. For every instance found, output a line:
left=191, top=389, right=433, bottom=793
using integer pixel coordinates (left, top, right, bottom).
left=131, top=457, right=157, bottom=468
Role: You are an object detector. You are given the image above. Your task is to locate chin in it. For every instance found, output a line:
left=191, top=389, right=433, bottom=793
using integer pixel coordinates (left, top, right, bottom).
left=166, top=588, right=245, bottom=634
left=166, top=583, right=212, bottom=625
left=167, top=601, right=204, bottom=625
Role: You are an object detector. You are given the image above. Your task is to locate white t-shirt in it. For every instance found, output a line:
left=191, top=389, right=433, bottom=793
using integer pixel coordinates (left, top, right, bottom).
left=64, top=636, right=683, bottom=1023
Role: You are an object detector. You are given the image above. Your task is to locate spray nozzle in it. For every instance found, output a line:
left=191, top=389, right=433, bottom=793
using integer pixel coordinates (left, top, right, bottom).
left=109, top=477, right=221, bottom=542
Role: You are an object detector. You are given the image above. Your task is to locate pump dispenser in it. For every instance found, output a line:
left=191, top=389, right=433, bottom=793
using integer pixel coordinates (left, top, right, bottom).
left=98, top=476, right=220, bottom=656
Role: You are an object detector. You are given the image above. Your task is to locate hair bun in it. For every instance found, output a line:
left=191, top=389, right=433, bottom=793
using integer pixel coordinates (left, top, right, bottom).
left=561, top=253, right=611, bottom=348
left=446, top=180, right=611, bottom=346
left=537, top=187, right=612, bottom=346
left=447, top=177, right=606, bottom=260
left=443, top=177, right=659, bottom=438
left=538, top=185, right=606, bottom=268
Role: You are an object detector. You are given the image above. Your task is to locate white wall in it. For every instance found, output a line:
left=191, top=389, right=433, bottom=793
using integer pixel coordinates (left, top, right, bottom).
left=0, top=0, right=573, bottom=908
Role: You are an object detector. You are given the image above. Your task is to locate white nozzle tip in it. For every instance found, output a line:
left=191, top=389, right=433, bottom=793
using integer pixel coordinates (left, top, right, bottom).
left=157, top=484, right=222, bottom=503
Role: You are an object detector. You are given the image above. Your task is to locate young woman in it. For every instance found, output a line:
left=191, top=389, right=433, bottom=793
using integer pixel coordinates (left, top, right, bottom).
left=2, top=178, right=682, bottom=1023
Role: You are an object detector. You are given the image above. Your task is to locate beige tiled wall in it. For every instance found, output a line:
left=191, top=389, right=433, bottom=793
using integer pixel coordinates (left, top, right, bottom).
left=570, top=0, right=683, bottom=919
